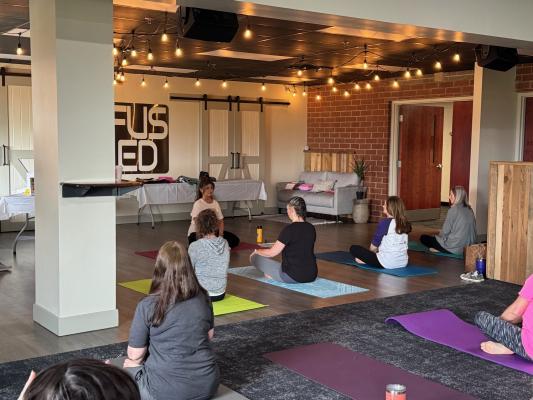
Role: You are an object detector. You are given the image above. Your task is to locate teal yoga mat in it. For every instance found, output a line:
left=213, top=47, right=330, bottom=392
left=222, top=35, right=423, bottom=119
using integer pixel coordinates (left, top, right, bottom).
left=229, top=266, right=368, bottom=298
left=316, top=251, right=437, bottom=277
left=408, top=240, right=463, bottom=259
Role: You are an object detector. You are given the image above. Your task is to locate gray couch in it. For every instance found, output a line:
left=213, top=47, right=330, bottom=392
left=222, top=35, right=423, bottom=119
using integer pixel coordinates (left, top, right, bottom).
left=277, top=171, right=360, bottom=219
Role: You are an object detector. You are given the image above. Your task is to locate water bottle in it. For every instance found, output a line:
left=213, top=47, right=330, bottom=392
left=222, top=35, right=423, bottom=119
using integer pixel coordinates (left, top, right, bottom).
left=256, top=225, right=263, bottom=244
left=386, top=384, right=406, bottom=400
left=476, top=257, right=486, bottom=278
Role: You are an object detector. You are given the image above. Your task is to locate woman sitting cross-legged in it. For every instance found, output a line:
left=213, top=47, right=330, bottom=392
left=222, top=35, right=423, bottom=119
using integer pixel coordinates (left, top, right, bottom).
left=250, top=196, right=317, bottom=283
left=350, top=196, right=411, bottom=269
left=420, top=185, right=477, bottom=255
left=124, top=241, right=219, bottom=400
left=188, top=209, right=230, bottom=302
left=188, top=177, right=240, bottom=249
left=474, top=273, right=533, bottom=361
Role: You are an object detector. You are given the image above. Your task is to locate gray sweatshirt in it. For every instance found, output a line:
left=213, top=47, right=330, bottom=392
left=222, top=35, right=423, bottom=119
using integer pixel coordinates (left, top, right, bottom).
left=436, top=205, right=477, bottom=254
left=188, top=236, right=230, bottom=296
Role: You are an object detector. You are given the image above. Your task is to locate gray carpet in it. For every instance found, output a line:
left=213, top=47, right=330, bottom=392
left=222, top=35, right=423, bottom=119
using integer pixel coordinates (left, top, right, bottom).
left=1, top=281, right=531, bottom=400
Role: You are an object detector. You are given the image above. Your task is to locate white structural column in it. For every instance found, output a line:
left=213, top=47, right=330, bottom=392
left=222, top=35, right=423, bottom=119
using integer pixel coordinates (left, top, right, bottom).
left=469, top=64, right=518, bottom=235
left=30, top=0, right=117, bottom=335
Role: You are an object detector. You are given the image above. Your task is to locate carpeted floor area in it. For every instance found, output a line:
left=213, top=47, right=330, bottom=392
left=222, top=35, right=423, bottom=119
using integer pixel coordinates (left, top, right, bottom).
left=1, top=280, right=531, bottom=400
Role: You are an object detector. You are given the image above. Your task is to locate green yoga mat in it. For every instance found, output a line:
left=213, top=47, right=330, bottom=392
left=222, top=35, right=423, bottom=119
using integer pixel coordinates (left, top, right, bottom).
left=408, top=241, right=463, bottom=259
left=119, top=279, right=267, bottom=316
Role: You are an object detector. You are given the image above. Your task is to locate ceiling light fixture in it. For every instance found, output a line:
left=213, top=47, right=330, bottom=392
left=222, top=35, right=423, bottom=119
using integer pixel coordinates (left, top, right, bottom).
left=363, top=43, right=368, bottom=69
left=195, top=78, right=201, bottom=87
left=175, top=41, right=183, bottom=57
left=261, top=82, right=266, bottom=91
left=148, top=42, right=154, bottom=61
left=302, top=86, right=307, bottom=96
left=244, top=24, right=253, bottom=39
left=161, top=13, right=169, bottom=42
left=163, top=77, right=169, bottom=89
left=141, top=75, right=146, bottom=87
left=16, top=33, right=23, bottom=55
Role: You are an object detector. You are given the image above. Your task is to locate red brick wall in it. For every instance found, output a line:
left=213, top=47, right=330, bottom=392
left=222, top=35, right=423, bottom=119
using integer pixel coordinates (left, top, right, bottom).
left=307, top=71, right=474, bottom=221
left=516, top=63, right=533, bottom=92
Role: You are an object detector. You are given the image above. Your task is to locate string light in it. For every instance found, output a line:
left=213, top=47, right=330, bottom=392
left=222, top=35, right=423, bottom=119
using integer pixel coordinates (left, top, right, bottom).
left=161, top=13, right=169, bottom=42
left=130, top=31, right=137, bottom=57
left=453, top=52, right=460, bottom=62
left=416, top=68, right=423, bottom=77
left=112, top=43, right=118, bottom=56
left=297, top=69, right=303, bottom=77
left=404, top=69, right=411, bottom=79
left=147, top=43, right=154, bottom=61
left=141, top=75, right=146, bottom=87
left=131, top=45, right=137, bottom=58
left=261, top=82, right=266, bottom=91
left=121, top=56, right=128, bottom=66
left=315, top=94, right=321, bottom=101
left=343, top=90, right=350, bottom=97
left=292, top=90, right=297, bottom=97
left=365, top=82, right=372, bottom=90
left=16, top=33, right=23, bottom=55
left=374, top=73, right=380, bottom=81
left=163, top=77, right=169, bottom=89
left=195, top=78, right=201, bottom=87
left=244, top=25, right=252, bottom=39
left=327, top=76, right=335, bottom=85
left=222, top=80, right=228, bottom=88
left=354, top=82, right=361, bottom=91
left=113, top=77, right=117, bottom=85
left=175, top=41, right=183, bottom=57
left=434, top=60, right=442, bottom=70
left=392, top=79, right=400, bottom=88
left=302, top=86, right=307, bottom=96
left=332, top=86, right=338, bottom=93
left=363, top=58, right=368, bottom=69
left=120, top=71, right=125, bottom=82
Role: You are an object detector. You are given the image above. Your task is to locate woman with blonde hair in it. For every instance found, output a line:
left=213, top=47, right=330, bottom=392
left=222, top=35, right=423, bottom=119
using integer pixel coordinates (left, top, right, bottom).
left=420, top=185, right=477, bottom=255
left=350, top=196, right=411, bottom=269
left=124, top=241, right=219, bottom=400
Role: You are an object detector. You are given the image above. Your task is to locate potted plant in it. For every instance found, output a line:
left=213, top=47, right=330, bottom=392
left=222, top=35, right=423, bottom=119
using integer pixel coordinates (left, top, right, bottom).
left=351, top=154, right=369, bottom=199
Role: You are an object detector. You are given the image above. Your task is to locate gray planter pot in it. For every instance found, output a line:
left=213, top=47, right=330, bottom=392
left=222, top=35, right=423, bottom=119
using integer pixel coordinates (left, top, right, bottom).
left=352, top=198, right=370, bottom=223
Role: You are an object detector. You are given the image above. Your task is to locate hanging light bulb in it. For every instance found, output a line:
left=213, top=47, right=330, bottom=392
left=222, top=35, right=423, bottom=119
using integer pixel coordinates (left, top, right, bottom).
left=332, top=86, right=338, bottom=93
left=147, top=43, right=154, bottom=61
left=315, top=94, right=321, bottom=101
left=120, top=71, right=126, bottom=82
left=131, top=45, right=137, bottom=58
left=343, top=90, right=350, bottom=97
left=292, top=90, right=297, bottom=97
left=363, top=58, right=368, bottom=69
left=327, top=76, right=335, bottom=85
left=434, top=60, right=442, bottom=70
left=130, top=31, right=137, bottom=57
left=302, top=87, right=308, bottom=96
left=112, top=43, right=118, bottom=56
left=416, top=68, right=423, bottom=77
left=297, top=69, right=303, bottom=77
left=141, top=75, right=146, bottom=87
left=453, top=52, right=460, bottom=62
left=365, top=82, right=372, bottom=90
left=222, top=80, right=228, bottom=88
left=354, top=82, right=361, bottom=91
left=261, top=82, right=266, bottom=91
left=374, top=73, right=380, bottom=81
left=195, top=78, right=201, bottom=87
left=16, top=34, right=23, bottom=55
left=163, top=77, right=169, bottom=89
left=392, top=79, right=400, bottom=88
left=121, top=56, right=128, bottom=66
left=113, top=73, right=118, bottom=85
left=161, top=32, right=168, bottom=42
left=244, top=25, right=252, bottom=39
left=175, top=41, right=183, bottom=57
left=404, top=69, right=411, bottom=79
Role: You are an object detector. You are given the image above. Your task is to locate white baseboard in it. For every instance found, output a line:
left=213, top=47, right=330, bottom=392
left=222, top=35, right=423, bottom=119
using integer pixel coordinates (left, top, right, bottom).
left=33, top=303, right=118, bottom=336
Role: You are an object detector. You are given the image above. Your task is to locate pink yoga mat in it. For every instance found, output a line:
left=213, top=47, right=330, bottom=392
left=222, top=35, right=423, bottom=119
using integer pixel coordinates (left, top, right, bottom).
left=135, top=242, right=261, bottom=260
left=386, top=309, right=533, bottom=375
left=265, top=343, right=477, bottom=400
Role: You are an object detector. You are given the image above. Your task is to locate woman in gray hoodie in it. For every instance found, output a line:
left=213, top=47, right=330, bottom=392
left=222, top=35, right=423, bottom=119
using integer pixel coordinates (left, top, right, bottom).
left=420, top=186, right=477, bottom=255
left=188, top=209, right=230, bottom=301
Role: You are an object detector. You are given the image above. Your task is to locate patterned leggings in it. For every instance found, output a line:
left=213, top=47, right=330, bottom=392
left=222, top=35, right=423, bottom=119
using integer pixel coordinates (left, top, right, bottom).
left=474, top=311, right=532, bottom=360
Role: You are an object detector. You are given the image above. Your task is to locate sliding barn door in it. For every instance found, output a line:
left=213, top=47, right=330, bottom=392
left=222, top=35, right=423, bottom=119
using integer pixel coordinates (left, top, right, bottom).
left=201, top=103, right=264, bottom=181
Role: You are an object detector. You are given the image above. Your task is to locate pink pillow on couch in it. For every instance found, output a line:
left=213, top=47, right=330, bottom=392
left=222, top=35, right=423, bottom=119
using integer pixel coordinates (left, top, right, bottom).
left=298, top=183, right=314, bottom=191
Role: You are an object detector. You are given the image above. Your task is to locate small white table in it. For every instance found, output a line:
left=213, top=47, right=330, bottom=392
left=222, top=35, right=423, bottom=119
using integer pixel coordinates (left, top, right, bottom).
left=0, top=194, right=35, bottom=271
left=133, top=180, right=268, bottom=228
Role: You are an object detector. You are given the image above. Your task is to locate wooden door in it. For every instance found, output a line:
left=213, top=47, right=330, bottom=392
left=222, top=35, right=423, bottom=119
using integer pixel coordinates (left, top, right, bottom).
left=234, top=103, right=264, bottom=181
left=522, top=97, right=533, bottom=162
left=398, top=105, right=444, bottom=212
left=450, top=101, right=473, bottom=192
left=201, top=103, right=234, bottom=180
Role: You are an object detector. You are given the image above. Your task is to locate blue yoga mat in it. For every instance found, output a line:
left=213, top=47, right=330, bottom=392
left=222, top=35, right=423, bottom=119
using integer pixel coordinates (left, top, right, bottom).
left=408, top=241, right=463, bottom=259
left=315, top=251, right=437, bottom=277
left=229, top=266, right=368, bottom=298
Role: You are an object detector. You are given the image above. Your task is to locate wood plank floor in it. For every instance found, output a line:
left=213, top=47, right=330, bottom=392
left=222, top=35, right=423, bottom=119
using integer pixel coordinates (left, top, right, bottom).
left=0, top=217, right=467, bottom=363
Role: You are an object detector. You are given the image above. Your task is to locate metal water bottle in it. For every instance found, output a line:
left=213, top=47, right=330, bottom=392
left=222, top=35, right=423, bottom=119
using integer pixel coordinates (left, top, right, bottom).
left=386, top=384, right=406, bottom=400
left=476, top=257, right=486, bottom=278
left=256, top=225, right=263, bottom=244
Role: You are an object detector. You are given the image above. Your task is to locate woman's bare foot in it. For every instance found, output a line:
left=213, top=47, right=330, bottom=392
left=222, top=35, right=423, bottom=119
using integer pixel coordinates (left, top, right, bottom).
left=355, top=258, right=365, bottom=264
left=480, top=341, right=514, bottom=355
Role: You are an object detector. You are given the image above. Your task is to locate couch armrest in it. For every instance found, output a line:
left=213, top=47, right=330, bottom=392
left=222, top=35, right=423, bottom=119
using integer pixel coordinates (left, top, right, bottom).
left=276, top=182, right=292, bottom=192
left=334, top=185, right=358, bottom=214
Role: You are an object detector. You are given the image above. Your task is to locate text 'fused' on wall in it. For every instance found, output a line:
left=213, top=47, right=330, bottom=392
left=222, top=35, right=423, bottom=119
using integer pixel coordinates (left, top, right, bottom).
left=114, top=102, right=169, bottom=174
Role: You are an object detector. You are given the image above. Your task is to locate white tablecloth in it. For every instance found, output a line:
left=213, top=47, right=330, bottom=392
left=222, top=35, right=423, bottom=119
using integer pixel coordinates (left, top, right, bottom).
left=135, top=180, right=267, bottom=208
left=0, top=195, right=35, bottom=220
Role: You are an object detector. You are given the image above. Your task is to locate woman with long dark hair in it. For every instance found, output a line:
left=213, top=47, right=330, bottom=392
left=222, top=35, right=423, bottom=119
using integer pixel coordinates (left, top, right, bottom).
left=350, top=196, right=411, bottom=269
left=188, top=177, right=240, bottom=249
left=124, top=241, right=219, bottom=400
left=420, top=186, right=477, bottom=255
left=250, top=196, right=317, bottom=283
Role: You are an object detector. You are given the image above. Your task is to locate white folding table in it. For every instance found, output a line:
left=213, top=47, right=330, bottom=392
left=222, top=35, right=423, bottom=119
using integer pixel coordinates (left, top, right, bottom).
left=133, top=180, right=268, bottom=228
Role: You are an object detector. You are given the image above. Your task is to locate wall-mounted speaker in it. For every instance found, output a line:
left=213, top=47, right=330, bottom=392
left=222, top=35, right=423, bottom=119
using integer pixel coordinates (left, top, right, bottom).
left=475, top=45, right=518, bottom=71
left=181, top=8, right=239, bottom=43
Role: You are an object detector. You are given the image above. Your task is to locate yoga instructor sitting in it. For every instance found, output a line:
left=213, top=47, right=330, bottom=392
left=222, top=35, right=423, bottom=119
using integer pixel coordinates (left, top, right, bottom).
left=420, top=186, right=476, bottom=255
left=251, top=197, right=317, bottom=283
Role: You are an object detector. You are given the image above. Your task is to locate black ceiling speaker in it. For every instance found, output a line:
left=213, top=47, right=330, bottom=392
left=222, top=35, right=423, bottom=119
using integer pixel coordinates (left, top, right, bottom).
left=181, top=7, right=239, bottom=42
left=475, top=45, right=518, bottom=71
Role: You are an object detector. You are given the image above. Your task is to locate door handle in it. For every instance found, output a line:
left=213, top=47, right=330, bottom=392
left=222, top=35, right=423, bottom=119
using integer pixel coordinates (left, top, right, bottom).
left=2, top=145, right=9, bottom=166
left=234, top=152, right=240, bottom=169
left=436, top=163, right=443, bottom=169
left=230, top=152, right=234, bottom=169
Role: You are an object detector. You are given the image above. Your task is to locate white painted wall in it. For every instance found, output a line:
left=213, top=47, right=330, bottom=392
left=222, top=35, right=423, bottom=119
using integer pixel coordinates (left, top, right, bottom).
left=113, top=75, right=307, bottom=221
left=470, top=65, right=518, bottom=234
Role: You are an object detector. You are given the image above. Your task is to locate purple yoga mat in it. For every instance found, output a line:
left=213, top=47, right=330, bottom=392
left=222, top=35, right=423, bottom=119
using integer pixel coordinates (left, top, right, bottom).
left=386, top=309, right=533, bottom=375
left=135, top=242, right=261, bottom=260
left=264, top=343, right=476, bottom=400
